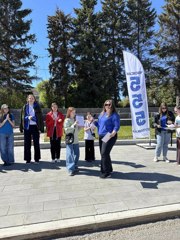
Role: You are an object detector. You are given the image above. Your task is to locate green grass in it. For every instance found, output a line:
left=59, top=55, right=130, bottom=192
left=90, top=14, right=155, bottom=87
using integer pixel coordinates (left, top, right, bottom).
left=44, top=126, right=160, bottom=142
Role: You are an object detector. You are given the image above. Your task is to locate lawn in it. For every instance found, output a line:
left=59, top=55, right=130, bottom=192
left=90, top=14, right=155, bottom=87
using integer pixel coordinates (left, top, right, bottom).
left=44, top=126, right=158, bottom=142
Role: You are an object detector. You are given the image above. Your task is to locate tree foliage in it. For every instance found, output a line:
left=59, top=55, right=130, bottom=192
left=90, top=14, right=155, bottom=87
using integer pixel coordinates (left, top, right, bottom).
left=0, top=0, right=37, bottom=92
left=47, top=0, right=177, bottom=107
left=101, top=0, right=131, bottom=104
left=154, top=0, right=180, bottom=94
left=72, top=0, right=109, bottom=107
left=36, top=80, right=56, bottom=108
left=47, top=9, right=74, bottom=108
left=0, top=87, right=26, bottom=108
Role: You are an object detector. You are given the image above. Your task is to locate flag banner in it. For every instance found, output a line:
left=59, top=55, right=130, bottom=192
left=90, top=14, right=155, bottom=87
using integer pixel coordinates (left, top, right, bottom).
left=123, top=51, right=150, bottom=139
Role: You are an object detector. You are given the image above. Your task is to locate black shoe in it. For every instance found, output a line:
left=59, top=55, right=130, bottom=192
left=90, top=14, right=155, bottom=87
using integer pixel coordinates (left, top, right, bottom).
left=99, top=173, right=111, bottom=179
left=74, top=168, right=79, bottom=173
left=3, top=162, right=12, bottom=166
left=69, top=172, right=75, bottom=176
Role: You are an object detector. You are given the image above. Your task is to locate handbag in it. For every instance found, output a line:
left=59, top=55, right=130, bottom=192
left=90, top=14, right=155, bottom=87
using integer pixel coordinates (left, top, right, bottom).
left=65, top=129, right=75, bottom=145
left=88, top=122, right=96, bottom=138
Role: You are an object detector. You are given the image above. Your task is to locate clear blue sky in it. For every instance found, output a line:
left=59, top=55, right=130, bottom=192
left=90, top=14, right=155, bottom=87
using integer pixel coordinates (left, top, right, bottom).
left=22, top=0, right=165, bottom=86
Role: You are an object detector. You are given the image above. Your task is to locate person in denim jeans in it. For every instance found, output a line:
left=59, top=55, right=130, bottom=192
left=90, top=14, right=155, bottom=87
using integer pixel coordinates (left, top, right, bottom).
left=153, top=103, right=175, bottom=162
left=0, top=104, right=15, bottom=166
left=64, top=107, right=80, bottom=176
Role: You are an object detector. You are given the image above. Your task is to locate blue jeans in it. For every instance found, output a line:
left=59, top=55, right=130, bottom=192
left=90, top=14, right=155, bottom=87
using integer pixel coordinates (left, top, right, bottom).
left=155, top=131, right=171, bottom=157
left=66, top=144, right=79, bottom=173
left=0, top=133, right=14, bottom=163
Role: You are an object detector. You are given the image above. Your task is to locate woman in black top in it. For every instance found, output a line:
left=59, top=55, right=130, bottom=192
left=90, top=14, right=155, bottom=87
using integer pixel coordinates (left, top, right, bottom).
left=153, top=103, right=175, bottom=162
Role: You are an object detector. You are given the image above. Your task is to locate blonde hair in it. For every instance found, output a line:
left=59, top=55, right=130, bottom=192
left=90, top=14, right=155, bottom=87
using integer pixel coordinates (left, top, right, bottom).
left=66, top=107, right=75, bottom=118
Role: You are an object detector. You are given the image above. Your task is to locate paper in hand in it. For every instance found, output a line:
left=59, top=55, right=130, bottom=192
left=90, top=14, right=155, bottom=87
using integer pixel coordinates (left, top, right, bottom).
left=76, top=115, right=84, bottom=127
left=102, top=132, right=111, bottom=143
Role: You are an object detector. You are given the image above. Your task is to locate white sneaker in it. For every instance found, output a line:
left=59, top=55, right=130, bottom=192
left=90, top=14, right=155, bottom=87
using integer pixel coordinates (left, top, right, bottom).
left=56, top=159, right=61, bottom=163
left=51, top=159, right=56, bottom=163
left=163, top=156, right=170, bottom=163
left=153, top=157, right=158, bottom=162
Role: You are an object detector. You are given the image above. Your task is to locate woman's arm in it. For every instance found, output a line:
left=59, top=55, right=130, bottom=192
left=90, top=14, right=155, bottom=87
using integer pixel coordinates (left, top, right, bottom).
left=84, top=121, right=91, bottom=131
left=110, top=114, right=120, bottom=138
left=153, top=114, right=161, bottom=128
left=0, top=118, right=7, bottom=127
left=64, top=119, right=77, bottom=134
left=7, top=114, right=15, bottom=128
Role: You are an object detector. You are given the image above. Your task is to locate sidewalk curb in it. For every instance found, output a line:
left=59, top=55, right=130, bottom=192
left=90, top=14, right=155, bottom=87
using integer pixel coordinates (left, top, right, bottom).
left=1, top=203, right=180, bottom=240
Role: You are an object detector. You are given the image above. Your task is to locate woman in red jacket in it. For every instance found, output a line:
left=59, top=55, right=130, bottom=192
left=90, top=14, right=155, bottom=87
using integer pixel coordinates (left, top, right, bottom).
left=46, top=103, right=65, bottom=163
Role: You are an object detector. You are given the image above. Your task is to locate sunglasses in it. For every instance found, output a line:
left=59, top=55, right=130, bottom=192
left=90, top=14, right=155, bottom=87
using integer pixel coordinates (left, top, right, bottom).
left=105, top=103, right=111, bottom=106
left=162, top=107, right=167, bottom=109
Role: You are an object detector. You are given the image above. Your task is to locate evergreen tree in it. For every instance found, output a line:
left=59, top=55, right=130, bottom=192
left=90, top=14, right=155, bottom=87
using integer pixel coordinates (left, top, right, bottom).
left=126, top=0, right=156, bottom=59
left=154, top=0, right=180, bottom=100
left=101, top=0, right=131, bottom=104
left=72, top=0, right=108, bottom=107
left=126, top=0, right=157, bottom=83
left=47, top=9, right=74, bottom=108
left=0, top=0, right=36, bottom=91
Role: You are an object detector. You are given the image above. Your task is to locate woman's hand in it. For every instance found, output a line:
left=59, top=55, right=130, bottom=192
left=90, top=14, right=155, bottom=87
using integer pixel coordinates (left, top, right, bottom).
left=73, top=121, right=78, bottom=127
left=157, top=125, right=161, bottom=128
left=110, top=131, right=116, bottom=138
left=167, top=120, right=172, bottom=125
left=6, top=114, right=10, bottom=120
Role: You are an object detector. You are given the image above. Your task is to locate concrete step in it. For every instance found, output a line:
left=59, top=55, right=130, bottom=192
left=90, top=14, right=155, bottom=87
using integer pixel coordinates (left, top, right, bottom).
left=14, top=135, right=24, bottom=141
left=14, top=140, right=24, bottom=146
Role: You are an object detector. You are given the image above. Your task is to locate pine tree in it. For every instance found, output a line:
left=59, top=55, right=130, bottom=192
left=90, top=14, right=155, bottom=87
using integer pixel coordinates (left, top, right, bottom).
left=101, top=0, right=131, bottom=104
left=0, top=0, right=36, bottom=91
left=47, top=9, right=74, bottom=108
left=72, top=0, right=108, bottom=107
left=154, top=0, right=180, bottom=101
left=126, top=0, right=156, bottom=59
left=126, top=0, right=157, bottom=83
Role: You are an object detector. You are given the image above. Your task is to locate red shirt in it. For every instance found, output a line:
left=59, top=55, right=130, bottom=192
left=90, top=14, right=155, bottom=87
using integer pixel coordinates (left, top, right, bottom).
left=46, top=111, right=65, bottom=137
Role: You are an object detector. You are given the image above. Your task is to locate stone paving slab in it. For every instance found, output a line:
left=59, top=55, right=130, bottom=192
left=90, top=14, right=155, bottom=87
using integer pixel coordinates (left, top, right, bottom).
left=0, top=144, right=180, bottom=238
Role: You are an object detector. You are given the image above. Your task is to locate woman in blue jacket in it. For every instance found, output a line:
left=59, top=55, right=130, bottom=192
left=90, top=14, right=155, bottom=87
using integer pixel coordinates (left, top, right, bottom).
left=95, top=100, right=120, bottom=178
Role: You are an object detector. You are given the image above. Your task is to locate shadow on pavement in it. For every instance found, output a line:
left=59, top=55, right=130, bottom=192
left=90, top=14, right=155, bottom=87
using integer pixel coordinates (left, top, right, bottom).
left=113, top=171, right=180, bottom=189
left=0, top=161, right=61, bottom=173
left=111, top=160, right=146, bottom=169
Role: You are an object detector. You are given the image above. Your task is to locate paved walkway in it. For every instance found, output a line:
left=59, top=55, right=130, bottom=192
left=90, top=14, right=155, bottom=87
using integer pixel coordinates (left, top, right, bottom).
left=0, top=144, right=180, bottom=239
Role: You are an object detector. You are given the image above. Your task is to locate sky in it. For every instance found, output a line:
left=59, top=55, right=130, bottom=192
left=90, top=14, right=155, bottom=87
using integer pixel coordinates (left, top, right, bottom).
left=21, top=0, right=165, bottom=86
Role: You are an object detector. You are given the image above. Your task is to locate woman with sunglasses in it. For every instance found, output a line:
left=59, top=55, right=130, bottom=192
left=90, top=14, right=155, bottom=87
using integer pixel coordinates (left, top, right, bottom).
left=94, top=100, right=120, bottom=178
left=153, top=102, right=175, bottom=162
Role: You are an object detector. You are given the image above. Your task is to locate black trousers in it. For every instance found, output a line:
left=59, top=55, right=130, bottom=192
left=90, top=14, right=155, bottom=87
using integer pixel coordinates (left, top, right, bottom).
left=50, top=127, right=61, bottom=160
left=99, top=134, right=117, bottom=174
left=85, top=140, right=95, bottom=161
left=24, top=125, right=40, bottom=162
left=177, top=138, right=180, bottom=164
